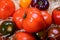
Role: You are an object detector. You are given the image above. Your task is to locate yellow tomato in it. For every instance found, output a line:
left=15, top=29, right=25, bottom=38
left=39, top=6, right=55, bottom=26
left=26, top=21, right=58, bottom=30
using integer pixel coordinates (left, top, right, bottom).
left=20, top=0, right=32, bottom=8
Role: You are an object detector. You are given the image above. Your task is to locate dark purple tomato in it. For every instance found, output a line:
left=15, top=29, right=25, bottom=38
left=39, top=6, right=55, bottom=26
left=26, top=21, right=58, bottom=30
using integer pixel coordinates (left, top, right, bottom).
left=48, top=27, right=60, bottom=37
left=31, top=0, right=49, bottom=10
left=48, top=26, right=60, bottom=40
left=31, top=0, right=39, bottom=8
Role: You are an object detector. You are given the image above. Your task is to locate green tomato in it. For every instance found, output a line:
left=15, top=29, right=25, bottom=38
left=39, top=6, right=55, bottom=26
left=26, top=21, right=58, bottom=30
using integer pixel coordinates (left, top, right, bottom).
left=0, top=21, right=16, bottom=36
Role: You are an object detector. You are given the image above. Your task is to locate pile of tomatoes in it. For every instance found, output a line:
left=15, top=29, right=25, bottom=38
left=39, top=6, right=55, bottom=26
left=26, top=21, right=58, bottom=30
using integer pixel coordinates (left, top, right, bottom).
left=0, top=0, right=60, bottom=40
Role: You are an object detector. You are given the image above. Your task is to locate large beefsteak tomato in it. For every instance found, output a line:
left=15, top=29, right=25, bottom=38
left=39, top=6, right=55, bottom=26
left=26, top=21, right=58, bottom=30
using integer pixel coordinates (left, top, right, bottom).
left=13, top=8, right=44, bottom=33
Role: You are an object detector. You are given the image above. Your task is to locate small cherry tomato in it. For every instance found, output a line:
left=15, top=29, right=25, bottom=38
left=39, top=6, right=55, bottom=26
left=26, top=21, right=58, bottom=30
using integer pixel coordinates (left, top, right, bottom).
left=20, top=0, right=32, bottom=8
left=13, top=8, right=44, bottom=33
left=52, top=7, right=60, bottom=25
left=12, top=32, right=36, bottom=40
left=0, top=0, right=15, bottom=19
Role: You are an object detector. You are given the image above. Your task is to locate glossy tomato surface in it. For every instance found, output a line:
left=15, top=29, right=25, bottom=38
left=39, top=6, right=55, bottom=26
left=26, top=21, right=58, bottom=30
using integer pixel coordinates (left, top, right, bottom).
left=12, top=32, right=36, bottom=40
left=52, top=7, right=60, bottom=25
left=48, top=26, right=60, bottom=40
left=13, top=8, right=25, bottom=29
left=40, top=10, right=52, bottom=29
left=13, top=8, right=44, bottom=33
left=0, top=0, right=15, bottom=19
left=31, top=0, right=49, bottom=10
left=23, top=8, right=44, bottom=33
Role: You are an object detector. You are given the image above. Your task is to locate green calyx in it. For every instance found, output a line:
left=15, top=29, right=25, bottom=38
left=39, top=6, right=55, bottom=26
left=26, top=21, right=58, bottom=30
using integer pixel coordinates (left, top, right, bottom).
left=38, top=1, right=43, bottom=5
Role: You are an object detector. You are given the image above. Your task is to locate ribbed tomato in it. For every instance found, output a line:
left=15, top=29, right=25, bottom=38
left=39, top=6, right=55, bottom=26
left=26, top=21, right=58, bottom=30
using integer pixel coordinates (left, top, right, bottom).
left=13, top=8, right=44, bottom=33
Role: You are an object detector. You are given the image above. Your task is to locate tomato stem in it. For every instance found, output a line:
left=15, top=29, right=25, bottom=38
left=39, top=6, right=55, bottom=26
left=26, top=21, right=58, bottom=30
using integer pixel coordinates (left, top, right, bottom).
left=23, top=13, right=27, bottom=19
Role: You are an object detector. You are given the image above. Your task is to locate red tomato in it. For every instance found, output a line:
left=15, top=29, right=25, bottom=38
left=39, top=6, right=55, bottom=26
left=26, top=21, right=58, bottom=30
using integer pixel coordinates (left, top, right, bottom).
left=0, top=0, right=15, bottom=19
left=40, top=11, right=52, bottom=29
left=52, top=7, right=60, bottom=25
left=12, top=32, right=36, bottom=40
left=13, top=8, right=44, bottom=33
left=13, top=8, right=25, bottom=29
left=0, top=0, right=1, bottom=1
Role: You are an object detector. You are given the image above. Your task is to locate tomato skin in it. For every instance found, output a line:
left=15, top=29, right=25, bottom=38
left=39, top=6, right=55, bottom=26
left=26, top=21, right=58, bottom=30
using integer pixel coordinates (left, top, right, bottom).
left=40, top=11, right=52, bottom=29
left=13, top=8, right=25, bottom=29
left=52, top=7, right=60, bottom=25
left=0, top=0, right=15, bottom=19
left=23, top=8, right=44, bottom=33
left=12, top=32, right=36, bottom=40
left=13, top=8, right=44, bottom=33
left=20, top=0, right=32, bottom=8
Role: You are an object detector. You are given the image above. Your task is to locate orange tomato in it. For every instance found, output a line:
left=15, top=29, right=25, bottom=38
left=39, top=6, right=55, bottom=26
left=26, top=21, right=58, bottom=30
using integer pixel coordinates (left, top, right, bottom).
left=20, top=0, right=32, bottom=8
